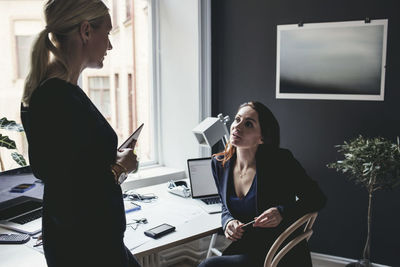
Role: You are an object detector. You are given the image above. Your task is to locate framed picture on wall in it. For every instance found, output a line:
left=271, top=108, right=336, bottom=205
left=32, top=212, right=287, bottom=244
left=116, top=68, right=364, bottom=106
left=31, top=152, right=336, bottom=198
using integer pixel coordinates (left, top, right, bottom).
left=276, top=19, right=388, bottom=101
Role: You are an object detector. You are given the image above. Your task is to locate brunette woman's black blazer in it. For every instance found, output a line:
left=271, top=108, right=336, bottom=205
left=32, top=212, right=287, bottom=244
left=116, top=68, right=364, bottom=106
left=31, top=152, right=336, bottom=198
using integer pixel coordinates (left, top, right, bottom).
left=21, top=78, right=139, bottom=267
left=211, top=145, right=327, bottom=266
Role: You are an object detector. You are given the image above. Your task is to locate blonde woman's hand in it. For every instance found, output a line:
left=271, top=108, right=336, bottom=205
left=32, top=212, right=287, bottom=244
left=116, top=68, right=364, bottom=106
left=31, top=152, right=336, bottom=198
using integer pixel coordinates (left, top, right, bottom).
left=224, top=219, right=244, bottom=241
left=253, top=207, right=282, bottom=228
left=116, top=148, right=138, bottom=173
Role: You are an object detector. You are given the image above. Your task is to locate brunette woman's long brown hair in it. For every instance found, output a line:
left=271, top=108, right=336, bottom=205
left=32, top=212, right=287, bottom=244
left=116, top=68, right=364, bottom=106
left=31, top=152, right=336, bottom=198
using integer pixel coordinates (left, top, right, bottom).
left=213, top=101, right=280, bottom=166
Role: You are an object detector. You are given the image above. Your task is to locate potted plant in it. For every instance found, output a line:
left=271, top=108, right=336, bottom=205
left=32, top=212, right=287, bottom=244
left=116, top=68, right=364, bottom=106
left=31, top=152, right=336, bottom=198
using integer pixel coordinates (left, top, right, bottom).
left=327, top=135, right=400, bottom=267
left=0, top=117, right=27, bottom=171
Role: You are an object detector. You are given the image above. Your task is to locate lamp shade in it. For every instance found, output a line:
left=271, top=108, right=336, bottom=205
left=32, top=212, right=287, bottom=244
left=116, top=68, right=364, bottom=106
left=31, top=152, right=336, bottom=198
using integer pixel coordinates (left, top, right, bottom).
left=192, top=117, right=228, bottom=147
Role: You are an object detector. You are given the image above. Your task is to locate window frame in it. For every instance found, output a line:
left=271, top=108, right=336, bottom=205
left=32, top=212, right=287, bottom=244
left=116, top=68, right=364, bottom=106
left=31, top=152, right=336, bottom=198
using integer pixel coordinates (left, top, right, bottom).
left=125, top=0, right=132, bottom=22
left=150, top=0, right=212, bottom=171
left=149, top=0, right=162, bottom=166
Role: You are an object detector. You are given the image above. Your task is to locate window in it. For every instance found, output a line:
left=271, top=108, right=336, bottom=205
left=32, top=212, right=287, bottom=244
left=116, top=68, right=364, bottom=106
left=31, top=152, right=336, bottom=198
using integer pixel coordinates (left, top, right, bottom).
left=129, top=0, right=153, bottom=163
left=112, top=0, right=119, bottom=29
left=88, top=77, right=111, bottom=121
left=15, top=35, right=35, bottom=79
left=13, top=20, right=42, bottom=80
left=128, top=73, right=137, bottom=133
left=0, top=15, right=43, bottom=171
left=125, top=0, right=132, bottom=21
left=82, top=0, right=155, bottom=165
left=0, top=1, right=157, bottom=171
left=114, top=73, right=121, bottom=131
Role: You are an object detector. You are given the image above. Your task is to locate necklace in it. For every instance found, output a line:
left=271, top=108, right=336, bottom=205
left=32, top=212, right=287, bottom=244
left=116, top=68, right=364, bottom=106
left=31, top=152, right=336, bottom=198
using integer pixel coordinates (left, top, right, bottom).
left=235, top=159, right=256, bottom=180
left=237, top=167, right=247, bottom=179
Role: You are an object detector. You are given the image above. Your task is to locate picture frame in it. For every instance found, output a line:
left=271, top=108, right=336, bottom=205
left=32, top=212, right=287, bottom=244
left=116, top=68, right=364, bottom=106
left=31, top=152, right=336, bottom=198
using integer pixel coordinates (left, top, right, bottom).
left=276, top=19, right=388, bottom=101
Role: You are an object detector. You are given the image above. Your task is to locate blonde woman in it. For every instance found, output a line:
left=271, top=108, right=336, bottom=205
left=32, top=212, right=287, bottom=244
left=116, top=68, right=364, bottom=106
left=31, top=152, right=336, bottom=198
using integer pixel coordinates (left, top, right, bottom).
left=21, top=1, right=140, bottom=266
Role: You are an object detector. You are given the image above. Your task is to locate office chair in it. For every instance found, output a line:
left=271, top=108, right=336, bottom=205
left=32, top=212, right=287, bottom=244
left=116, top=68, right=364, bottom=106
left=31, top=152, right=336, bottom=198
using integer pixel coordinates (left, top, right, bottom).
left=206, top=212, right=318, bottom=265
left=206, top=229, right=224, bottom=258
left=263, top=212, right=318, bottom=267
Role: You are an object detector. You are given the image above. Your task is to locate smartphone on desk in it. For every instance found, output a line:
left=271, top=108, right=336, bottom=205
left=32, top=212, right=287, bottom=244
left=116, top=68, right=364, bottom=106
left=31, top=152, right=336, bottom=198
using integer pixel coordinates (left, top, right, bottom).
left=144, top=223, right=175, bottom=239
left=118, top=123, right=144, bottom=150
left=10, top=183, right=35, bottom=193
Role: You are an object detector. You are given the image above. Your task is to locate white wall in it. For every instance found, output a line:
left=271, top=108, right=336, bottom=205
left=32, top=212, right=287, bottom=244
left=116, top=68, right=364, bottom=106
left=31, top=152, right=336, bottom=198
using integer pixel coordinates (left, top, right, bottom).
left=158, top=0, right=201, bottom=170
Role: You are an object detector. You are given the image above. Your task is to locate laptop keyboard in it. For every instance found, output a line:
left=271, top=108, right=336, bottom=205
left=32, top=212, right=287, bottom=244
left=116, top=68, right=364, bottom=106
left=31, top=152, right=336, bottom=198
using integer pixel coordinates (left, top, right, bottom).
left=201, top=197, right=221, bottom=205
left=10, top=209, right=42, bottom=225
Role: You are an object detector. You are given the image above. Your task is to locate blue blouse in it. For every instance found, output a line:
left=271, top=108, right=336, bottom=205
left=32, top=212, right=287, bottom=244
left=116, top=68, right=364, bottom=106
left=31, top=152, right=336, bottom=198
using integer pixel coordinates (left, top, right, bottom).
left=227, top=172, right=258, bottom=224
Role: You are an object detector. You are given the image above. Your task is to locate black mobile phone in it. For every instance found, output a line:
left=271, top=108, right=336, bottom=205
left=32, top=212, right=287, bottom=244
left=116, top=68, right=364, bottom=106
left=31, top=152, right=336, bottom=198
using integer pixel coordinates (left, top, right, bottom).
left=10, top=183, right=35, bottom=193
left=118, top=123, right=144, bottom=150
left=144, top=223, right=175, bottom=239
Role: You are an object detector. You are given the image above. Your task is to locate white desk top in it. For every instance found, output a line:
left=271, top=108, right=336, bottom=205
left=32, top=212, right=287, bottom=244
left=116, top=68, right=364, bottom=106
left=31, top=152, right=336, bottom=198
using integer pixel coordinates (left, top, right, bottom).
left=0, top=182, right=221, bottom=267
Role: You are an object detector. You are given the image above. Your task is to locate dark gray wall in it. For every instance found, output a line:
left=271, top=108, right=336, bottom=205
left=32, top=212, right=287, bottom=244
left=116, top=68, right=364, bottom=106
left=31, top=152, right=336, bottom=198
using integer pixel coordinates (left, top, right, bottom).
left=211, top=0, right=400, bottom=266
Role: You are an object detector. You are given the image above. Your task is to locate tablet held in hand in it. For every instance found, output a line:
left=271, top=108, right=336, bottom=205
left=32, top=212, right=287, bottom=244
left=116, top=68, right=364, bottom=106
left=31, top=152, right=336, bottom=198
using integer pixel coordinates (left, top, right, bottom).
left=119, top=123, right=144, bottom=150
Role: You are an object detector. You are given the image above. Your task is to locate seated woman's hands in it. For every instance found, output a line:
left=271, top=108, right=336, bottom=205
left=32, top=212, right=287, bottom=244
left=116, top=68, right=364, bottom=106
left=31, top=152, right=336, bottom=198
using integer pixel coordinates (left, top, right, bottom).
left=224, top=219, right=244, bottom=241
left=253, top=207, right=282, bottom=228
left=116, top=148, right=138, bottom=173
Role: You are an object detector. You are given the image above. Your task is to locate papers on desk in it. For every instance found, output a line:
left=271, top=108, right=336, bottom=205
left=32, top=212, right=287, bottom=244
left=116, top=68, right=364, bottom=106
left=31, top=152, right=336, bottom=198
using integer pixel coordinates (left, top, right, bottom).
left=23, top=183, right=210, bottom=254
left=25, top=233, right=44, bottom=254
left=124, top=201, right=141, bottom=213
left=123, top=193, right=205, bottom=251
left=124, top=226, right=152, bottom=250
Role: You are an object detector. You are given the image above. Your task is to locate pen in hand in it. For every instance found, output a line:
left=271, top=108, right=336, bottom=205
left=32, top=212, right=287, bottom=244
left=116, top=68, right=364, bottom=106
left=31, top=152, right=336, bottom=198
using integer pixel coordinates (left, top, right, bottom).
left=241, top=219, right=255, bottom=229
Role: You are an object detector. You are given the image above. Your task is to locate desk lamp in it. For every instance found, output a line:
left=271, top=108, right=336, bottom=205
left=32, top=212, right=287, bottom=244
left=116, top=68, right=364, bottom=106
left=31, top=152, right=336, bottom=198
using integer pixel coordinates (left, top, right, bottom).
left=192, top=113, right=230, bottom=148
left=192, top=114, right=230, bottom=257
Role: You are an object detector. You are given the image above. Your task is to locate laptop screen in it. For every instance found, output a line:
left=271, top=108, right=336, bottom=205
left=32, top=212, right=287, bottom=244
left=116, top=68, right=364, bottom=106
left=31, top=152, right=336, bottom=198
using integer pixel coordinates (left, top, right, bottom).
left=187, top=158, right=218, bottom=198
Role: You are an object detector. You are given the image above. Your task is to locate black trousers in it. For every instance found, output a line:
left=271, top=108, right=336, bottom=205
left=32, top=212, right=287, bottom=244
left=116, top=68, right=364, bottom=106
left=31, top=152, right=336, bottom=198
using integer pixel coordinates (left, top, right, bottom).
left=44, top=242, right=141, bottom=267
left=43, top=224, right=141, bottom=267
left=198, top=239, right=312, bottom=267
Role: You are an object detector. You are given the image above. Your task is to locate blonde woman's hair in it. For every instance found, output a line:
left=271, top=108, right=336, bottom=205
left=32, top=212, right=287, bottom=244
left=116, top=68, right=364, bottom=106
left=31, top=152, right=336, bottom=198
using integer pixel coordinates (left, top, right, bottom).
left=22, top=0, right=109, bottom=106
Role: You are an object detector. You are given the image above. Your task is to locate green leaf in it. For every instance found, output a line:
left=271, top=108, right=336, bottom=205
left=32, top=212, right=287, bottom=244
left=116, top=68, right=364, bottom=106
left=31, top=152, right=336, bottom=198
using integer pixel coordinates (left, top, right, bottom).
left=327, top=135, right=400, bottom=191
left=11, top=152, right=27, bottom=166
left=345, top=153, right=353, bottom=159
left=0, top=134, right=17, bottom=149
left=0, top=117, right=24, bottom=132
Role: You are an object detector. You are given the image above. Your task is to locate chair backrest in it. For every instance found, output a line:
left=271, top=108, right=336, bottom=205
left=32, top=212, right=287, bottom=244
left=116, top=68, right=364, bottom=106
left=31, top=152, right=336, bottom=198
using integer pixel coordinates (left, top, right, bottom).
left=264, top=212, right=318, bottom=267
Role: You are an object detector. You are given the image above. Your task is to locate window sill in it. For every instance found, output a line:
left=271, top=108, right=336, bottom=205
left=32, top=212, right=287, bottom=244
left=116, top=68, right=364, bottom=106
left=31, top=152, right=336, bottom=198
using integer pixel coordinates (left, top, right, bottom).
left=121, top=165, right=186, bottom=190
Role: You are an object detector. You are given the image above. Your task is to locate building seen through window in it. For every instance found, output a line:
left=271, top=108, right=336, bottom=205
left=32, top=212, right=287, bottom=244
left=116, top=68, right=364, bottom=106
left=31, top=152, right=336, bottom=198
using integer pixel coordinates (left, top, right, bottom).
left=0, top=0, right=155, bottom=171
left=16, top=35, right=35, bottom=79
left=126, top=0, right=132, bottom=21
left=88, top=77, right=111, bottom=120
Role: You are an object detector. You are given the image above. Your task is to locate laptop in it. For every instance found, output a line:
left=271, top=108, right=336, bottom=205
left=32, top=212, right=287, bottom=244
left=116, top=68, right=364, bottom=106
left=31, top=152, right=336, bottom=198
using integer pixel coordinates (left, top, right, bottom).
left=0, top=167, right=43, bottom=235
left=187, top=157, right=222, bottom=214
left=0, top=196, right=42, bottom=235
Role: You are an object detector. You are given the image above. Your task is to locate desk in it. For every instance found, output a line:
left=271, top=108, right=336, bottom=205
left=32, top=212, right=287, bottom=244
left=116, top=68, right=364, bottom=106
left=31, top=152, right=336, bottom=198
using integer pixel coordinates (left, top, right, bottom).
left=0, top=182, right=222, bottom=267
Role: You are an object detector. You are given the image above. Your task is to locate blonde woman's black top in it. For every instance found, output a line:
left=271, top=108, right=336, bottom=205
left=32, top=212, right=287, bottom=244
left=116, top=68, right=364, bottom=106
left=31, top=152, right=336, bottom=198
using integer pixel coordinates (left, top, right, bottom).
left=21, top=78, right=139, bottom=267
